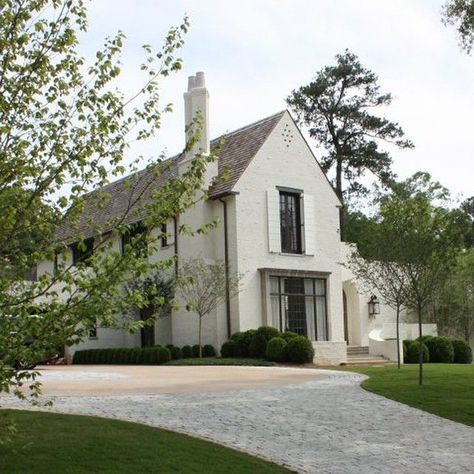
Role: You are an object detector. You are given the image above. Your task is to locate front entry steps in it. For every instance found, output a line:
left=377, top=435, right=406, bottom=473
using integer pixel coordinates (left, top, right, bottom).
left=345, top=345, right=390, bottom=366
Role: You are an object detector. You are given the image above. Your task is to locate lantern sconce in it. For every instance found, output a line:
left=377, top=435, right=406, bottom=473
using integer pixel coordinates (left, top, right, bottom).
left=368, top=295, right=380, bottom=317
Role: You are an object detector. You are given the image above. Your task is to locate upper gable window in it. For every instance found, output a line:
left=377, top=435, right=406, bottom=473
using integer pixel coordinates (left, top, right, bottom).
left=279, top=191, right=302, bottom=254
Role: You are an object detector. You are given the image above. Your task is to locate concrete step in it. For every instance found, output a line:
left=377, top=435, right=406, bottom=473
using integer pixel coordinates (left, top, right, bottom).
left=344, top=357, right=390, bottom=366
left=346, top=346, right=369, bottom=355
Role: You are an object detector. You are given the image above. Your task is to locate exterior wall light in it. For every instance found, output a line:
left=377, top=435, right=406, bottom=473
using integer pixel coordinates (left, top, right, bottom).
left=368, top=295, right=380, bottom=316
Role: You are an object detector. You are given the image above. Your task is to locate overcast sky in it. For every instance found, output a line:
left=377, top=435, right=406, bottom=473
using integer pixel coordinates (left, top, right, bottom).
left=83, top=0, right=473, bottom=200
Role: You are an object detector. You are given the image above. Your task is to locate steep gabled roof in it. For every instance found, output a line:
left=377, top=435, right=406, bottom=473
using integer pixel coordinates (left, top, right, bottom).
left=56, top=111, right=285, bottom=242
left=208, top=110, right=284, bottom=196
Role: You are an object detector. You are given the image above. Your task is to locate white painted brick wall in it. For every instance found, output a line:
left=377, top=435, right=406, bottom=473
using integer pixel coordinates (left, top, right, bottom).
left=232, top=112, right=344, bottom=342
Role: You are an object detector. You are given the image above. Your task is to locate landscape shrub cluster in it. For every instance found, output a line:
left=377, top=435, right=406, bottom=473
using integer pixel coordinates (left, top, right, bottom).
left=403, top=336, right=472, bottom=364
left=72, top=344, right=216, bottom=365
left=221, top=326, right=314, bottom=364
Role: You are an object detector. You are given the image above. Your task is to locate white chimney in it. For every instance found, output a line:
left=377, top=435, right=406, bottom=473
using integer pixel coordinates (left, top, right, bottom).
left=184, top=71, right=210, bottom=155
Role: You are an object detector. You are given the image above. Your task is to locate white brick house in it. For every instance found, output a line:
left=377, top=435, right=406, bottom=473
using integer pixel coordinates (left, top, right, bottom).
left=39, top=71, right=395, bottom=365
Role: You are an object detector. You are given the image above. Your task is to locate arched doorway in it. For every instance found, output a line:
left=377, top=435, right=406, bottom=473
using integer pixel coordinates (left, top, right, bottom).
left=342, top=280, right=364, bottom=346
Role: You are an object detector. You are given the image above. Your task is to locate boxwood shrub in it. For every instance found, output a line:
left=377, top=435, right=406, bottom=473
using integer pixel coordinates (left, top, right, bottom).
left=202, top=344, right=216, bottom=357
left=405, top=341, right=429, bottom=363
left=220, top=340, right=236, bottom=358
left=156, top=346, right=171, bottom=364
left=426, top=336, right=454, bottom=363
left=169, top=346, right=183, bottom=360
left=72, top=350, right=82, bottom=364
left=248, top=333, right=267, bottom=358
left=192, top=344, right=202, bottom=358
left=281, top=331, right=299, bottom=343
left=451, top=339, right=473, bottom=364
left=231, top=330, right=256, bottom=357
left=182, top=345, right=193, bottom=359
left=286, top=336, right=314, bottom=364
left=265, top=337, right=288, bottom=362
left=256, top=326, right=281, bottom=343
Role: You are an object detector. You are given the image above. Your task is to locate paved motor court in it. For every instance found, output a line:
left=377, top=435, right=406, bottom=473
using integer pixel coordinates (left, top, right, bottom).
left=2, top=365, right=473, bottom=473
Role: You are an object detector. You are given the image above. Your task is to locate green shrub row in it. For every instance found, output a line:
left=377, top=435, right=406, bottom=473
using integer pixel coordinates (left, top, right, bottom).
left=221, top=326, right=314, bottom=364
left=73, top=343, right=217, bottom=365
left=403, top=336, right=472, bottom=364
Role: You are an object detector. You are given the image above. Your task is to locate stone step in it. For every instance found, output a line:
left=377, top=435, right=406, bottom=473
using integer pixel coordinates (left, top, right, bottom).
left=344, top=357, right=390, bottom=366
left=346, top=346, right=369, bottom=355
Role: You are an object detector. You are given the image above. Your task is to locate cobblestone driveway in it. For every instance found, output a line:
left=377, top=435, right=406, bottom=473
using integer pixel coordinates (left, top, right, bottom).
left=2, top=369, right=473, bottom=473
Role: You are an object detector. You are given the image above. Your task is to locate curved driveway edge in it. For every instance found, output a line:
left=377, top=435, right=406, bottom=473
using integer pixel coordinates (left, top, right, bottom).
left=2, top=368, right=473, bottom=473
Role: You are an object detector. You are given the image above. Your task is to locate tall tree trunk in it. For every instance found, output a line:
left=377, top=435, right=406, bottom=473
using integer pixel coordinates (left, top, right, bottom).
left=418, top=303, right=423, bottom=386
left=198, top=315, right=202, bottom=358
left=396, top=304, right=401, bottom=369
left=335, top=158, right=346, bottom=241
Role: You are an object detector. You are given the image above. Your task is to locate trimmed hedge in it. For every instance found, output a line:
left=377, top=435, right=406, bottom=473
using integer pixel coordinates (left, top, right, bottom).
left=452, top=339, right=473, bottom=364
left=256, top=326, right=281, bottom=343
left=248, top=333, right=267, bottom=359
left=156, top=346, right=171, bottom=364
left=169, top=346, right=183, bottom=360
left=426, top=337, right=454, bottom=363
left=281, top=331, right=299, bottom=343
left=72, top=347, right=171, bottom=365
left=265, top=337, right=288, bottom=362
left=231, top=330, right=256, bottom=357
left=286, top=336, right=314, bottom=364
left=202, top=344, right=216, bottom=357
left=182, top=345, right=193, bottom=358
left=192, top=345, right=201, bottom=358
left=221, top=340, right=236, bottom=358
left=405, top=341, right=429, bottom=364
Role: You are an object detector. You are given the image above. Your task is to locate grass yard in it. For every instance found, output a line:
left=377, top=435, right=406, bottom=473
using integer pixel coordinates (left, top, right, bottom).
left=0, top=410, right=291, bottom=474
left=351, top=364, right=474, bottom=426
left=164, top=357, right=275, bottom=366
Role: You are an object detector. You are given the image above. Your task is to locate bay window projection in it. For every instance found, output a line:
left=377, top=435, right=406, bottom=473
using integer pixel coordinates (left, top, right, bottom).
left=270, top=276, right=327, bottom=340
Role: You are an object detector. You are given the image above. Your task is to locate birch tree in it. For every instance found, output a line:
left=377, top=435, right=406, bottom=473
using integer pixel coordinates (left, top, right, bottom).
left=0, top=0, right=217, bottom=401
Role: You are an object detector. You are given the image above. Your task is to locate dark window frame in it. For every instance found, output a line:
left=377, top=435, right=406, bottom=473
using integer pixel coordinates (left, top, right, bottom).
left=121, top=222, right=148, bottom=257
left=270, top=275, right=328, bottom=341
left=89, top=325, right=98, bottom=339
left=279, top=191, right=303, bottom=254
left=161, top=222, right=168, bottom=248
left=70, top=237, right=94, bottom=266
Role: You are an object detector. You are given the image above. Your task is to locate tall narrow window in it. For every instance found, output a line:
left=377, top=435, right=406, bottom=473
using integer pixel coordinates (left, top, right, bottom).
left=280, top=192, right=302, bottom=253
left=70, top=237, right=94, bottom=266
left=161, top=223, right=168, bottom=248
left=121, top=222, right=148, bottom=258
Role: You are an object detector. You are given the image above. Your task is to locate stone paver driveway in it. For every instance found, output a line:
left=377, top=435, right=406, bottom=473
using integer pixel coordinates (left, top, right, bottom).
left=2, top=366, right=473, bottom=473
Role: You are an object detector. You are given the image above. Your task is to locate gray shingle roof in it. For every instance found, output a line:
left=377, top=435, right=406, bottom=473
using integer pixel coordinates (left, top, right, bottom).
left=57, top=110, right=285, bottom=242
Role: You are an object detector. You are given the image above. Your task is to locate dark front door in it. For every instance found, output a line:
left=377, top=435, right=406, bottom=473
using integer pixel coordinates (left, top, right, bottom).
left=140, top=306, right=155, bottom=348
left=284, top=278, right=307, bottom=336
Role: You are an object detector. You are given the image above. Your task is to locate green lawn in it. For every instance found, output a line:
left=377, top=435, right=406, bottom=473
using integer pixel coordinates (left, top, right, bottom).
left=164, top=357, right=275, bottom=366
left=0, top=410, right=291, bottom=474
left=350, top=364, right=474, bottom=426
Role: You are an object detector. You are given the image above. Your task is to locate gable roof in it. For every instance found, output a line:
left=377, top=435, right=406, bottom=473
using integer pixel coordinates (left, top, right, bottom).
left=56, top=110, right=285, bottom=242
left=208, top=110, right=284, bottom=197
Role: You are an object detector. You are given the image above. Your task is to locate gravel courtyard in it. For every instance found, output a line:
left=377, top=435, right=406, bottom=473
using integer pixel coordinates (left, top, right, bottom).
left=2, top=366, right=473, bottom=473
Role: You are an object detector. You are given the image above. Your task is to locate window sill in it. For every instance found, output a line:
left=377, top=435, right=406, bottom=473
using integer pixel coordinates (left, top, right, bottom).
left=278, top=252, right=313, bottom=257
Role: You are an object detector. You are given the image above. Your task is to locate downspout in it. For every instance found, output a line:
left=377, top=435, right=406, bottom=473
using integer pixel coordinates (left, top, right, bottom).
left=173, top=216, right=179, bottom=278
left=219, top=198, right=232, bottom=339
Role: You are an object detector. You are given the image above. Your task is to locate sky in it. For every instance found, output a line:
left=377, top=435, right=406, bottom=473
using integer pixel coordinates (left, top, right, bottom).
left=82, top=0, right=473, bottom=200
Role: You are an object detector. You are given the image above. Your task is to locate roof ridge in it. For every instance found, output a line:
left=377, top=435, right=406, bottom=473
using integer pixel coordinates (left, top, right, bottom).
left=211, top=110, right=286, bottom=144
left=87, top=110, right=286, bottom=195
